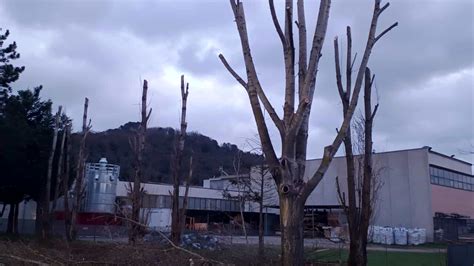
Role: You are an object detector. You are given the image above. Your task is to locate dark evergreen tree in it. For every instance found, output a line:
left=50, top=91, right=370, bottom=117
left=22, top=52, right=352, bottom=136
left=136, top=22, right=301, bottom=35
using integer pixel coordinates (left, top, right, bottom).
left=0, top=29, right=25, bottom=112
left=0, top=86, right=53, bottom=234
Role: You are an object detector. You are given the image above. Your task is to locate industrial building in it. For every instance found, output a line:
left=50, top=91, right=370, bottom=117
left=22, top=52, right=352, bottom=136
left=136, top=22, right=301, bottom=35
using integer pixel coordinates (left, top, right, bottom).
left=302, top=146, right=473, bottom=241
left=1, top=147, right=472, bottom=242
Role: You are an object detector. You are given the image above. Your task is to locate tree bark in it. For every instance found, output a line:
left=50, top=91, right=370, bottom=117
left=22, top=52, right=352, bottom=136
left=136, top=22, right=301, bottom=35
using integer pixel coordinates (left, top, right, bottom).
left=280, top=196, right=304, bottom=266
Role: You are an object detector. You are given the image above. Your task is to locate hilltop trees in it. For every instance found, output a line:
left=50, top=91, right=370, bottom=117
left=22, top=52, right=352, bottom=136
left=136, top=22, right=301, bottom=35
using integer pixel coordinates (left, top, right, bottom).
left=219, top=0, right=397, bottom=264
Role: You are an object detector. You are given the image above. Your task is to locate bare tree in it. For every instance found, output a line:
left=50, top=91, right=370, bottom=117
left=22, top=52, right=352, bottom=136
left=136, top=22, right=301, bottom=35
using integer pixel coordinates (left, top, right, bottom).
left=219, top=0, right=397, bottom=264
left=129, top=80, right=152, bottom=244
left=171, top=75, right=191, bottom=245
left=335, top=36, right=382, bottom=264
left=70, top=97, right=91, bottom=240
left=41, top=105, right=62, bottom=240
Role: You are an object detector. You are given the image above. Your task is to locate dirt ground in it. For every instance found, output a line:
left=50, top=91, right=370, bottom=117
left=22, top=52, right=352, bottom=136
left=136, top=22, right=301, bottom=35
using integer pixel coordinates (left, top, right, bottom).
left=0, top=237, right=444, bottom=265
left=0, top=238, right=285, bottom=265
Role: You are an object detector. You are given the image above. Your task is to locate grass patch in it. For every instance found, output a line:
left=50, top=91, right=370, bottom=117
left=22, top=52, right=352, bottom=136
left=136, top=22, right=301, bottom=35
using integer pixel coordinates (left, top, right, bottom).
left=369, top=242, right=448, bottom=250
left=307, top=249, right=446, bottom=266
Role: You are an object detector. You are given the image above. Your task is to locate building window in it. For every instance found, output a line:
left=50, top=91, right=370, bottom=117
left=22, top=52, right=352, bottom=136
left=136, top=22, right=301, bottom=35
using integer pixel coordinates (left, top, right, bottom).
left=429, top=165, right=473, bottom=191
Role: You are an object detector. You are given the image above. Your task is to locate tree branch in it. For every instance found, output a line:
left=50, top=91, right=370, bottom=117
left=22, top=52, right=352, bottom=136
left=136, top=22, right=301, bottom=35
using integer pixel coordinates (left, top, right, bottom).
left=378, top=2, right=390, bottom=15
left=283, top=0, right=296, bottom=127
left=371, top=103, right=379, bottom=121
left=292, top=0, right=330, bottom=132
left=346, top=26, right=352, bottom=99
left=374, top=22, right=398, bottom=43
left=334, top=37, right=345, bottom=100
left=218, top=54, right=248, bottom=90
left=269, top=0, right=286, bottom=47
left=222, top=0, right=281, bottom=178
left=297, top=0, right=307, bottom=99
left=300, top=0, right=331, bottom=99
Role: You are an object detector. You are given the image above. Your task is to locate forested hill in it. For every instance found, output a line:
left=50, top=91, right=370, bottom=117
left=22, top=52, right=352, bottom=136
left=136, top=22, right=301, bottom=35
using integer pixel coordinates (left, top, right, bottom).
left=81, top=122, right=262, bottom=185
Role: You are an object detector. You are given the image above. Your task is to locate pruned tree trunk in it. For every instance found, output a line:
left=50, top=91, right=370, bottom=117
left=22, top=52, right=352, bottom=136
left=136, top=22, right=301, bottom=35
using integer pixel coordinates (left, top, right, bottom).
left=71, top=98, right=91, bottom=240
left=171, top=75, right=190, bottom=245
left=63, top=123, right=72, bottom=242
left=129, top=80, right=152, bottom=244
left=52, top=118, right=67, bottom=213
left=219, top=0, right=396, bottom=264
left=42, top=105, right=62, bottom=240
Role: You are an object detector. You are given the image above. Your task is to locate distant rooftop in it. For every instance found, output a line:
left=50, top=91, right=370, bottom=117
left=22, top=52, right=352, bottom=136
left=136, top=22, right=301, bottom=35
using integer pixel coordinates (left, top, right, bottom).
left=307, top=146, right=472, bottom=166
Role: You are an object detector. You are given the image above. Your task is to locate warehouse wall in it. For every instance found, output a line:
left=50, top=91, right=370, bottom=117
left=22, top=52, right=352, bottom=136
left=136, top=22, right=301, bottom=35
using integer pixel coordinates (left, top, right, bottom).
left=431, top=185, right=474, bottom=218
left=305, top=148, right=435, bottom=241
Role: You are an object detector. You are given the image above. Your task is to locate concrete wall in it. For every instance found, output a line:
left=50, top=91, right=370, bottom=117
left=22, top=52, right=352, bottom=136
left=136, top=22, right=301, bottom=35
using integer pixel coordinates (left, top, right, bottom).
left=304, top=148, right=435, bottom=241
left=431, top=185, right=474, bottom=218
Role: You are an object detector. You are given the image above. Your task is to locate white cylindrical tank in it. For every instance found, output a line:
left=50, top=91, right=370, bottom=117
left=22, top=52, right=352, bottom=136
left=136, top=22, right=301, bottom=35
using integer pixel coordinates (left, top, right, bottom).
left=84, top=158, right=120, bottom=213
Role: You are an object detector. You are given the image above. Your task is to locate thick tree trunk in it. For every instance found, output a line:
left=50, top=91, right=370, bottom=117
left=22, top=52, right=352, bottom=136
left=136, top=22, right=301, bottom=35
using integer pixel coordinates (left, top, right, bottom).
left=280, top=196, right=304, bottom=266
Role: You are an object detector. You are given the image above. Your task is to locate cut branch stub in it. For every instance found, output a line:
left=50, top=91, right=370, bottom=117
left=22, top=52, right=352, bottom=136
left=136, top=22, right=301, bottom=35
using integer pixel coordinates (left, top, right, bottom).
left=280, top=184, right=290, bottom=195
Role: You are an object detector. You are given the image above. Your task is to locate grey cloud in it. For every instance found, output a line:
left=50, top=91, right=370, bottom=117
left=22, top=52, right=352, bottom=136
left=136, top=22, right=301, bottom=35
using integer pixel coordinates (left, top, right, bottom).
left=0, top=0, right=472, bottom=165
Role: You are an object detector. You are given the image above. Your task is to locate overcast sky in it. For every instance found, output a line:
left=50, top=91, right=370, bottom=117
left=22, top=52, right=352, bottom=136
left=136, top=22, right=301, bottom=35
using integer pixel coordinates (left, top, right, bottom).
left=1, top=0, right=473, bottom=163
